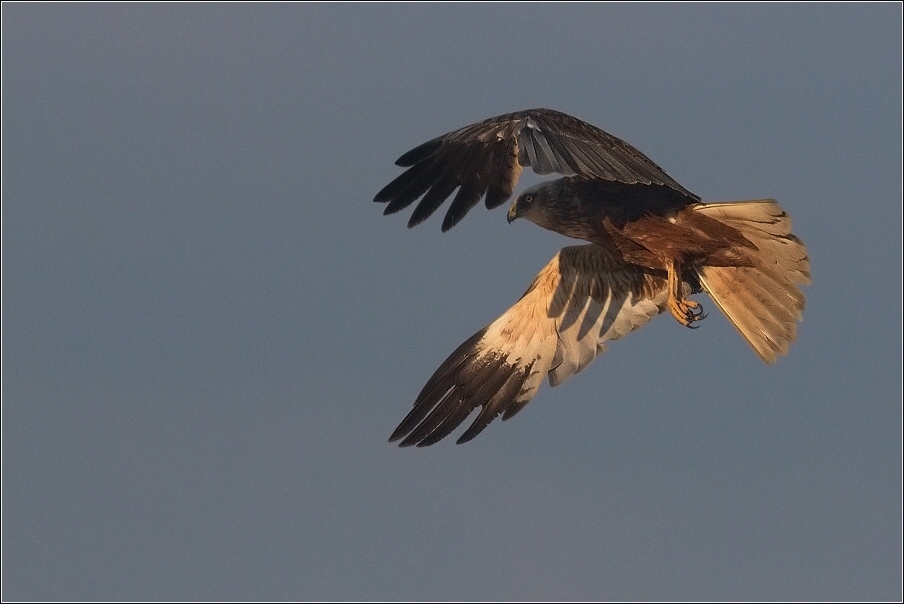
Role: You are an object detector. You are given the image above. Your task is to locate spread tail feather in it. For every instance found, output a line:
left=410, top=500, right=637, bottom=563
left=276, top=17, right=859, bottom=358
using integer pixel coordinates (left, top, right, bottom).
left=693, top=200, right=811, bottom=364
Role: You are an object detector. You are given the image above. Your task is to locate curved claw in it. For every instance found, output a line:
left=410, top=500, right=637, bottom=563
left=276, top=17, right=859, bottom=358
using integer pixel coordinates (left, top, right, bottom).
left=666, top=260, right=706, bottom=328
left=668, top=296, right=706, bottom=328
left=686, top=309, right=707, bottom=329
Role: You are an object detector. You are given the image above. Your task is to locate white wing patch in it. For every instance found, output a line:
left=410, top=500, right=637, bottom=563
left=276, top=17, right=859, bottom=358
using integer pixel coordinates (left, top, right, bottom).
left=549, top=285, right=666, bottom=387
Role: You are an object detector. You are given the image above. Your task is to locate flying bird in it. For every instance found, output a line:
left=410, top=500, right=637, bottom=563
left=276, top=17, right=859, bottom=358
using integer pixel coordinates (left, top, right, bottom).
left=374, top=108, right=810, bottom=447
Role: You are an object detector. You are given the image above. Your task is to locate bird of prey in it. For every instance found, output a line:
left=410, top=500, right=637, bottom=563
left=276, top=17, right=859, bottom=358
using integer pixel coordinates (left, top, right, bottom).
left=374, top=108, right=810, bottom=447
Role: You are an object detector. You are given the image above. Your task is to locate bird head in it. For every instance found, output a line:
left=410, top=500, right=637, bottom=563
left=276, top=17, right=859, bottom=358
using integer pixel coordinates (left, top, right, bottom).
left=507, top=178, right=593, bottom=243
left=507, top=181, right=561, bottom=230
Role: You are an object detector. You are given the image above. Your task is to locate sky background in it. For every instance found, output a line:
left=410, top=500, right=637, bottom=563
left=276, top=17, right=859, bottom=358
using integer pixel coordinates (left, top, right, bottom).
left=3, top=4, right=901, bottom=601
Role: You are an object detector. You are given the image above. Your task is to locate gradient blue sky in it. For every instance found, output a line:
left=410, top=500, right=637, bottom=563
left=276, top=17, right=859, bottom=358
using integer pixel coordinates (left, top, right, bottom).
left=3, top=4, right=901, bottom=601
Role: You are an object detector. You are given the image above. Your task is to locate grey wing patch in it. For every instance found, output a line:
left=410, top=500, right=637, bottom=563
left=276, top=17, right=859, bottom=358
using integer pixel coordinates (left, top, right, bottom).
left=517, top=110, right=698, bottom=196
left=519, top=116, right=578, bottom=176
left=389, top=244, right=671, bottom=446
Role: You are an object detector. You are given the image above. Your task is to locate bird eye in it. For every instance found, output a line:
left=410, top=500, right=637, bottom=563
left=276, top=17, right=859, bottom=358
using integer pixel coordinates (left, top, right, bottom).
left=524, top=194, right=534, bottom=203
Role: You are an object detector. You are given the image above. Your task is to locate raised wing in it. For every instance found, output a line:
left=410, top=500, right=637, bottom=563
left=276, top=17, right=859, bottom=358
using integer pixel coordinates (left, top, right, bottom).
left=374, top=108, right=699, bottom=232
left=389, top=244, right=679, bottom=447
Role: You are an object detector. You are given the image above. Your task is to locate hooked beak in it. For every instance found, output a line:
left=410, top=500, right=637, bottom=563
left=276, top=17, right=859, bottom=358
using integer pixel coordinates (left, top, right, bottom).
left=506, top=200, right=519, bottom=224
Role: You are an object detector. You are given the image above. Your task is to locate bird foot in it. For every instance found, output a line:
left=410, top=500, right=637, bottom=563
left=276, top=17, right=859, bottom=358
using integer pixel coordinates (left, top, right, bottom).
left=668, top=295, right=706, bottom=328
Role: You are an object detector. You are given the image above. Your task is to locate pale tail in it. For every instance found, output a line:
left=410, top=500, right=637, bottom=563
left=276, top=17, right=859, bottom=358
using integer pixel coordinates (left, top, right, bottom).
left=693, top=200, right=811, bottom=364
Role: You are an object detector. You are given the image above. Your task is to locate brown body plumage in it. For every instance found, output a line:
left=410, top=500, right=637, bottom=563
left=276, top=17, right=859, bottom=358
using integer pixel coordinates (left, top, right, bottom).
left=375, top=109, right=810, bottom=446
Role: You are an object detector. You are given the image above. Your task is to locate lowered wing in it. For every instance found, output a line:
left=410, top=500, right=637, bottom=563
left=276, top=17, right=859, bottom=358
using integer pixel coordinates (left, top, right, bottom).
left=389, top=244, right=678, bottom=447
left=374, top=108, right=699, bottom=232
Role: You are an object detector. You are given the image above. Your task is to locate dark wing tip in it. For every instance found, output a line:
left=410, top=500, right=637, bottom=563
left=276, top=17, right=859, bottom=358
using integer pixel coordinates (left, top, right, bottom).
left=376, top=114, right=530, bottom=230
left=440, top=184, right=484, bottom=232
left=453, top=365, right=529, bottom=444
left=484, top=185, right=512, bottom=210
left=389, top=326, right=532, bottom=446
left=395, top=138, right=443, bottom=167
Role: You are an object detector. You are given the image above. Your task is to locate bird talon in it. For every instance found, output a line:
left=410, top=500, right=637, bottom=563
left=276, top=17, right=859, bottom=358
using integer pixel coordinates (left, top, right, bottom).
left=668, top=296, right=706, bottom=328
